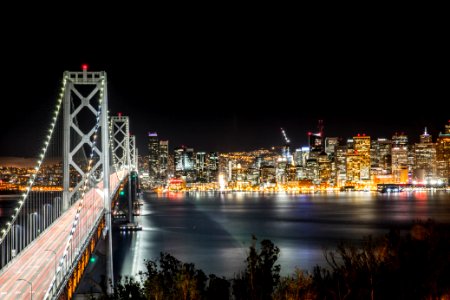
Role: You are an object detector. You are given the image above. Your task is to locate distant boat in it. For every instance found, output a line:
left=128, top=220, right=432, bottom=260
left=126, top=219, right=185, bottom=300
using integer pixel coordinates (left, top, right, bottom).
left=377, top=184, right=403, bottom=193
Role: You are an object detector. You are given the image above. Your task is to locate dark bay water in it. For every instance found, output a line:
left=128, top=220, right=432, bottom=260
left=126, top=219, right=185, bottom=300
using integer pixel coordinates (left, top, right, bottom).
left=113, top=190, right=450, bottom=278
left=0, top=195, right=20, bottom=228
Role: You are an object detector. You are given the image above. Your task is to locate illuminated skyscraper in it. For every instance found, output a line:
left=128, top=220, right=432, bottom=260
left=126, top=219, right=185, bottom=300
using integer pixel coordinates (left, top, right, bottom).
left=377, top=138, right=392, bottom=174
left=354, top=134, right=371, bottom=180
left=413, top=128, right=436, bottom=182
left=294, top=148, right=303, bottom=166
left=148, top=132, right=159, bottom=182
left=335, top=145, right=347, bottom=186
left=370, top=138, right=392, bottom=175
left=207, top=152, right=219, bottom=182
left=305, top=159, right=319, bottom=182
left=308, top=132, right=323, bottom=159
left=174, top=146, right=184, bottom=176
left=346, top=151, right=361, bottom=183
left=174, top=146, right=195, bottom=182
left=196, top=152, right=207, bottom=182
left=325, top=137, right=338, bottom=155
left=318, top=151, right=332, bottom=183
left=159, top=140, right=169, bottom=181
left=391, top=133, right=409, bottom=183
left=436, top=121, right=450, bottom=184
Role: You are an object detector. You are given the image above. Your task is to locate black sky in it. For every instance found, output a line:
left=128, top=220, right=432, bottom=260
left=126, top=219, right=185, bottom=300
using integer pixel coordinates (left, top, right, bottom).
left=0, top=11, right=448, bottom=157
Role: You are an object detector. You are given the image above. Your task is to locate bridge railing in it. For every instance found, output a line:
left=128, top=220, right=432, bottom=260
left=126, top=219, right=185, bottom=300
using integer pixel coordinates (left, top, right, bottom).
left=44, top=170, right=125, bottom=299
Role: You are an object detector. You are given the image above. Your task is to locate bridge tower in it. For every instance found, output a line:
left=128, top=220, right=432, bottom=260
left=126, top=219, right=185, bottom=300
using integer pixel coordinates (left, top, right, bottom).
left=62, top=66, right=114, bottom=293
left=111, top=115, right=134, bottom=223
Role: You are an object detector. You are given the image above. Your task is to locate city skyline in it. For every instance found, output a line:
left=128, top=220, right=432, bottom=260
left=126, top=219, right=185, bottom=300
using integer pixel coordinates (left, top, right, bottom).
left=1, top=16, right=448, bottom=157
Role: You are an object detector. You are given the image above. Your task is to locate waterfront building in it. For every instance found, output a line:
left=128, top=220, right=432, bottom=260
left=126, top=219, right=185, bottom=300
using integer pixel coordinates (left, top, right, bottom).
left=159, top=140, right=169, bottom=181
left=335, top=145, right=347, bottom=186
left=318, top=151, right=332, bottom=183
left=413, top=128, right=436, bottom=182
left=371, top=138, right=392, bottom=174
left=354, top=134, right=371, bottom=181
left=392, top=133, right=409, bottom=183
left=148, top=132, right=159, bottom=183
left=436, top=121, right=450, bottom=184
left=207, top=152, right=219, bottom=182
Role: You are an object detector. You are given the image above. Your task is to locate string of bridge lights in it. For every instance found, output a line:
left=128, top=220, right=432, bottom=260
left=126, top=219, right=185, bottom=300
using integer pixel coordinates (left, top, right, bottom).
left=0, top=76, right=68, bottom=242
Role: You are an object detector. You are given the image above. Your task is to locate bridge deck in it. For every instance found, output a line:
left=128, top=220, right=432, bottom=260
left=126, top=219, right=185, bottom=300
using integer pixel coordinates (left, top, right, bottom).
left=0, top=172, right=124, bottom=299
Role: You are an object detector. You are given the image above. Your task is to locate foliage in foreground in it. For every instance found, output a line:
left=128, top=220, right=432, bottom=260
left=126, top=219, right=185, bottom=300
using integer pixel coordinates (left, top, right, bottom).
left=101, top=219, right=450, bottom=300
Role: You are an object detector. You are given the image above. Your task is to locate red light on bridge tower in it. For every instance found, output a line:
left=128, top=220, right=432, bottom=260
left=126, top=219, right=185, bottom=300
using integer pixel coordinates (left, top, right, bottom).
left=118, top=112, right=122, bottom=117
left=82, top=64, right=89, bottom=71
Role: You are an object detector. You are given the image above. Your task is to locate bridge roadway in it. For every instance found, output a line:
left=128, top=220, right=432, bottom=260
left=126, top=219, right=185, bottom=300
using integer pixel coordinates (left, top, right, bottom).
left=0, top=171, right=125, bottom=299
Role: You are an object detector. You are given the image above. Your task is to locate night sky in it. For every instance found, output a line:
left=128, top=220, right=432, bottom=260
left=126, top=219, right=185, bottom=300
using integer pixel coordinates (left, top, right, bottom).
left=0, top=13, right=448, bottom=157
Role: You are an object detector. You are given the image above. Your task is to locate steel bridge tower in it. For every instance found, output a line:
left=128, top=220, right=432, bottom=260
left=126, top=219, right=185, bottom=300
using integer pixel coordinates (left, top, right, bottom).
left=111, top=115, right=134, bottom=223
left=62, top=67, right=114, bottom=293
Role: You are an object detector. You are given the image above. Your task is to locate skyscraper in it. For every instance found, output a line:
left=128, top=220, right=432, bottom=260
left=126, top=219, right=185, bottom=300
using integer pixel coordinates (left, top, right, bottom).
left=377, top=138, right=392, bottom=174
left=196, top=152, right=207, bottom=182
left=325, top=137, right=338, bottom=155
left=354, top=134, right=371, bottom=180
left=308, top=132, right=323, bottom=159
left=391, top=133, right=409, bottom=183
left=159, top=140, right=169, bottom=181
left=174, top=146, right=196, bottom=182
left=413, top=128, right=436, bottom=182
left=436, top=121, right=450, bottom=184
left=148, top=132, right=159, bottom=183
left=207, top=152, right=219, bottom=182
left=174, top=146, right=185, bottom=177
left=335, top=145, right=347, bottom=186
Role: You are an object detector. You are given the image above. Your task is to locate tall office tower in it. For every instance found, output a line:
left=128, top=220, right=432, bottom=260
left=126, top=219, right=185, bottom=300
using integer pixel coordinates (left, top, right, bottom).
left=391, top=132, right=409, bottom=183
left=413, top=128, right=436, bottom=182
left=148, top=132, right=159, bottom=182
left=168, top=154, right=175, bottom=177
left=378, top=138, right=392, bottom=174
left=207, top=152, right=219, bottom=182
left=300, top=147, right=310, bottom=166
left=346, top=151, right=361, bottom=183
left=159, top=140, right=169, bottom=181
left=420, top=128, right=432, bottom=143
left=318, top=151, right=332, bottom=183
left=174, top=146, right=195, bottom=182
left=196, top=152, right=207, bottom=182
left=184, top=148, right=197, bottom=181
left=305, top=159, right=319, bottom=182
left=335, top=145, right=347, bottom=186
left=276, top=159, right=288, bottom=184
left=354, top=134, right=371, bottom=180
left=174, top=146, right=185, bottom=177
left=370, top=139, right=378, bottom=169
left=325, top=137, right=339, bottom=155
left=294, top=148, right=303, bottom=166
left=184, top=148, right=195, bottom=171
left=346, top=138, right=354, bottom=150
left=436, top=121, right=450, bottom=184
left=308, top=132, right=323, bottom=159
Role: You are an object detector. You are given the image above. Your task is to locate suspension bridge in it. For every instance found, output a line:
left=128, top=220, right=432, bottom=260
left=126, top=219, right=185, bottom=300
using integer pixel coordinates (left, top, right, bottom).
left=0, top=68, right=139, bottom=299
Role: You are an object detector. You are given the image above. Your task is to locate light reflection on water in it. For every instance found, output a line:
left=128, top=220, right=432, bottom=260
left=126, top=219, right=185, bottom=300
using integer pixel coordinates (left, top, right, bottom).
left=113, top=191, right=450, bottom=278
